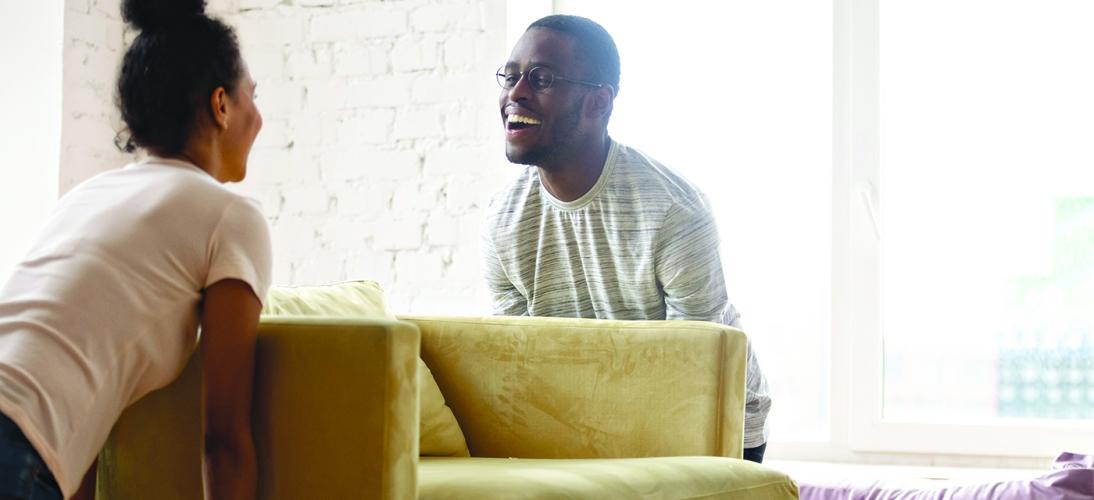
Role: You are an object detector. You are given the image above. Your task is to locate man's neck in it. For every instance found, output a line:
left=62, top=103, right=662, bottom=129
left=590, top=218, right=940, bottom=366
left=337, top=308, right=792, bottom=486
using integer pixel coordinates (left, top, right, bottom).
left=537, top=134, right=612, bottom=203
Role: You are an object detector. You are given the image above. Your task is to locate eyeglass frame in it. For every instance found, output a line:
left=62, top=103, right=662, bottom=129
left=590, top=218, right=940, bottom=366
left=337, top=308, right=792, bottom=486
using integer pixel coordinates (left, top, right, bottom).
left=496, top=65, right=608, bottom=93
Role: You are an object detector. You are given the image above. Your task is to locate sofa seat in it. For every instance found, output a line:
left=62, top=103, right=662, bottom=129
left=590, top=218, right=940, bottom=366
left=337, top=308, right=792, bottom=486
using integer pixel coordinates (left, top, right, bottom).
left=419, top=456, right=799, bottom=499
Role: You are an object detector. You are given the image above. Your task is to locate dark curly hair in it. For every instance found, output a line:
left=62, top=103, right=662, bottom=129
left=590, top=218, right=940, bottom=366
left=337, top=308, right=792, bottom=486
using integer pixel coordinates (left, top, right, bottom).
left=115, top=0, right=244, bottom=155
left=528, top=15, right=620, bottom=94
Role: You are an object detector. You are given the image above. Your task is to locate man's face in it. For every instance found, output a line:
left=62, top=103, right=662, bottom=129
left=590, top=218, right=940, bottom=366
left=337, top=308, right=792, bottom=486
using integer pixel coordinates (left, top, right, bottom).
left=499, top=28, right=591, bottom=167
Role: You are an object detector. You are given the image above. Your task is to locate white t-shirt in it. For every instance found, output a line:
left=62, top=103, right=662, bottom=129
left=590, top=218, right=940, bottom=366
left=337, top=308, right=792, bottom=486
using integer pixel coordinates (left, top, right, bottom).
left=0, top=157, right=272, bottom=497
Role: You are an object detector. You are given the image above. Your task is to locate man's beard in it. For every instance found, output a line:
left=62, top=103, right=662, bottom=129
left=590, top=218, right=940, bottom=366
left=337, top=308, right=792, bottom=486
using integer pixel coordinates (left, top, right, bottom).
left=506, top=98, right=583, bottom=167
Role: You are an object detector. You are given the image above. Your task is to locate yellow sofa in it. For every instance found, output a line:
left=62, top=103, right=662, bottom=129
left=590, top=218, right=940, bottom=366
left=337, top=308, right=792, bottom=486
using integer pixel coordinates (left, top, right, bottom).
left=96, top=283, right=797, bottom=499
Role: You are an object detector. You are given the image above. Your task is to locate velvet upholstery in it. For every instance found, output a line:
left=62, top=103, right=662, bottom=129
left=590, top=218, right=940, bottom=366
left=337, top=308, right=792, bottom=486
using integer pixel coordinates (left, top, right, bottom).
left=97, top=284, right=795, bottom=499
left=97, top=317, right=419, bottom=500
left=419, top=456, right=799, bottom=500
left=261, top=282, right=469, bottom=458
left=402, top=316, right=749, bottom=460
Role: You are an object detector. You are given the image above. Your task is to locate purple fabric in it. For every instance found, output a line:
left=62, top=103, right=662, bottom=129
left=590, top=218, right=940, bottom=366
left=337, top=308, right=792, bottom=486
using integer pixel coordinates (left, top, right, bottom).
left=798, top=452, right=1094, bottom=500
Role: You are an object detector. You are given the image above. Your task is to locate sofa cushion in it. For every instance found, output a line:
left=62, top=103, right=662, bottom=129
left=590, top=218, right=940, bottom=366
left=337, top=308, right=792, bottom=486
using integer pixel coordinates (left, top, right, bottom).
left=263, top=281, right=469, bottom=457
left=263, top=280, right=395, bottom=318
left=419, top=456, right=799, bottom=499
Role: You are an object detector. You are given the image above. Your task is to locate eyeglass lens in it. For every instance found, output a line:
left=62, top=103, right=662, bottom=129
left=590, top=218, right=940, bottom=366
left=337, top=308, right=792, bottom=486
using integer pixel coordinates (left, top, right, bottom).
left=497, top=67, right=554, bottom=91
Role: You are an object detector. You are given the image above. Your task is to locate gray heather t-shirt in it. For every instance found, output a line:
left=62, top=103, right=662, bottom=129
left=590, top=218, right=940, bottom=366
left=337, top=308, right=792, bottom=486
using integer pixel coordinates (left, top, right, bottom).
left=481, top=139, right=771, bottom=448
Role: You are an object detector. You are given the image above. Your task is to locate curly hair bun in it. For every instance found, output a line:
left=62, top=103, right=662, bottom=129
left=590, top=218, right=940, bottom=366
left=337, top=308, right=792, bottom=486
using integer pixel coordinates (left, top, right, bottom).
left=121, top=0, right=207, bottom=32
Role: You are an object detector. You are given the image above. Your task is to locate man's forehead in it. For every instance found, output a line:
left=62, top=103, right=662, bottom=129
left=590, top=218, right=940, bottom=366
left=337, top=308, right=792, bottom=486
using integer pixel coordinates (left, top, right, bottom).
left=506, top=28, right=580, bottom=69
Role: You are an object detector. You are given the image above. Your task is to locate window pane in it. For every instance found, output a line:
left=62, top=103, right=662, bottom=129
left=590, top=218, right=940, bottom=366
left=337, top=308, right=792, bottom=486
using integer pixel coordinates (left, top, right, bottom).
left=554, top=0, right=833, bottom=441
left=881, top=0, right=1094, bottom=422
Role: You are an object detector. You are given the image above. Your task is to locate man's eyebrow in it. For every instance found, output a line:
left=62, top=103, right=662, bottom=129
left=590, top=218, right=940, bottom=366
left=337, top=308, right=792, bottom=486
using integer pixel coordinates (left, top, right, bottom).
left=503, top=61, right=558, bottom=71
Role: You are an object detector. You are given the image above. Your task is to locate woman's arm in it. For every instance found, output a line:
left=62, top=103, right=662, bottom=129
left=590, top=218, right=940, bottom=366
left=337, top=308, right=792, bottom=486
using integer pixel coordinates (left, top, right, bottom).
left=200, top=278, right=262, bottom=500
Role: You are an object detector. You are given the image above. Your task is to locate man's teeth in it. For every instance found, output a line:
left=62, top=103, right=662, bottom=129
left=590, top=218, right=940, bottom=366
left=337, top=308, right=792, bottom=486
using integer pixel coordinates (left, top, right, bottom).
left=508, top=115, right=542, bottom=125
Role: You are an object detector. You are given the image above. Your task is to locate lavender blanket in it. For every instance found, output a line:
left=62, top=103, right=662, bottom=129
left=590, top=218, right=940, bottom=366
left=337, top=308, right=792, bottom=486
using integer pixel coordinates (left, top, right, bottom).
left=799, top=452, right=1093, bottom=500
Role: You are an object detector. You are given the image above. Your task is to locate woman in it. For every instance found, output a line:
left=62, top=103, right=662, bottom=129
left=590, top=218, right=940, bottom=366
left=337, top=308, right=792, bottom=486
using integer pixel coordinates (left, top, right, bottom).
left=0, top=0, right=269, bottom=498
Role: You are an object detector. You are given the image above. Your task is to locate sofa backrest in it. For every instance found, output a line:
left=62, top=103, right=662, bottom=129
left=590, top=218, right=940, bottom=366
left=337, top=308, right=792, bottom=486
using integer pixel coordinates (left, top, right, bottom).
left=406, top=316, right=748, bottom=460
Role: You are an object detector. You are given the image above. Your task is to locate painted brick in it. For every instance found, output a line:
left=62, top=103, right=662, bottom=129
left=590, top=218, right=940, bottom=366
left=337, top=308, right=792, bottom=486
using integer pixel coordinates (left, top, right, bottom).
left=60, top=0, right=511, bottom=315
left=334, top=110, right=397, bottom=145
left=346, top=77, right=414, bottom=108
left=322, top=148, right=418, bottom=181
left=333, top=182, right=390, bottom=217
left=344, top=250, right=396, bottom=288
left=286, top=47, right=333, bottom=79
left=246, top=148, right=322, bottom=184
left=305, top=80, right=349, bottom=111
left=308, top=8, right=407, bottom=43
left=65, top=12, right=123, bottom=51
left=282, top=185, right=332, bottom=215
left=244, top=47, right=286, bottom=81
left=425, top=215, right=460, bottom=246
left=394, top=249, right=447, bottom=285
left=447, top=245, right=484, bottom=283
left=293, top=250, right=346, bottom=285
left=252, top=118, right=292, bottom=150
left=257, top=81, right=305, bottom=114
left=423, top=146, right=494, bottom=177
left=333, top=45, right=389, bottom=76
left=393, top=107, right=443, bottom=139
left=374, top=219, right=423, bottom=250
left=443, top=33, right=481, bottom=70
left=410, top=74, right=481, bottom=104
left=234, top=14, right=307, bottom=48
left=239, top=0, right=280, bottom=10
left=390, top=36, right=439, bottom=72
left=410, top=4, right=459, bottom=33
left=68, top=0, right=90, bottom=14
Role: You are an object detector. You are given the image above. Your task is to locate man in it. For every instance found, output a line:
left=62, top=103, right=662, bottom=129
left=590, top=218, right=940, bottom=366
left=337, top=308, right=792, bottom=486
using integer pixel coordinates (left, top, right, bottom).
left=481, top=15, right=772, bottom=462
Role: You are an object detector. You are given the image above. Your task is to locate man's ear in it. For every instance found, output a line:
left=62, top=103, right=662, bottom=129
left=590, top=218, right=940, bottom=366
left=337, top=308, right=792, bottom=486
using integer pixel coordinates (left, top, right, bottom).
left=209, top=86, right=229, bottom=130
left=584, top=86, right=615, bottom=120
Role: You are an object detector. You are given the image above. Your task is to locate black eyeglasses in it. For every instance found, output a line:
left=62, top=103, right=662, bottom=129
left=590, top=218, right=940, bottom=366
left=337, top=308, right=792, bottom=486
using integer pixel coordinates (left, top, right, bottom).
left=496, top=66, right=606, bottom=92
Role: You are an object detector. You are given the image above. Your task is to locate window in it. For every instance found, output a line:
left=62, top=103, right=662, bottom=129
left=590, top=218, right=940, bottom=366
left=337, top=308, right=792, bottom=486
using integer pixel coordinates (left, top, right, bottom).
left=509, top=0, right=1094, bottom=459
left=541, top=0, right=834, bottom=443
left=850, top=0, right=1094, bottom=456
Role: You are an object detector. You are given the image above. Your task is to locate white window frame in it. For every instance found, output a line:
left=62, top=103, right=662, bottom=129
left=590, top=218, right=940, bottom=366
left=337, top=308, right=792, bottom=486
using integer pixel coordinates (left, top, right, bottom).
left=839, top=0, right=1094, bottom=459
left=507, top=0, right=1094, bottom=462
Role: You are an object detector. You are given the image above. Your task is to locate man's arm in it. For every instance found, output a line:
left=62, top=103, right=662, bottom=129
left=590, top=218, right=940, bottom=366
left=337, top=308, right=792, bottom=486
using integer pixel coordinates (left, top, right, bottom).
left=481, top=220, right=529, bottom=316
left=654, top=201, right=732, bottom=322
left=200, top=279, right=260, bottom=500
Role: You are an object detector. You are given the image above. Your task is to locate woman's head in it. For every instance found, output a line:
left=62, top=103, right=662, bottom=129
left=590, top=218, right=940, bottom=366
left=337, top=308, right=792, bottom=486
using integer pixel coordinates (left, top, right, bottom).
left=117, top=0, right=261, bottom=182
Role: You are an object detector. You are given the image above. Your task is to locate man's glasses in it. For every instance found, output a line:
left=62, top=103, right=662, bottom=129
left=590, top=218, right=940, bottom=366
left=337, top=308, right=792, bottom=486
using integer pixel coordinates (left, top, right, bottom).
left=496, top=66, right=607, bottom=92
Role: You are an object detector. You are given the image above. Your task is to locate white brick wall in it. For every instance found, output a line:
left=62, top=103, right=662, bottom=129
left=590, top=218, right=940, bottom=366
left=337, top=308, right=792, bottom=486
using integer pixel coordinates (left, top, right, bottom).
left=59, top=0, right=512, bottom=315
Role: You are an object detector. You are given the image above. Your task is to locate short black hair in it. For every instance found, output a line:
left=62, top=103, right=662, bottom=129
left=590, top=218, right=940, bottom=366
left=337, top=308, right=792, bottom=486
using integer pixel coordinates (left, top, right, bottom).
left=528, top=15, right=620, bottom=94
left=115, top=0, right=244, bottom=155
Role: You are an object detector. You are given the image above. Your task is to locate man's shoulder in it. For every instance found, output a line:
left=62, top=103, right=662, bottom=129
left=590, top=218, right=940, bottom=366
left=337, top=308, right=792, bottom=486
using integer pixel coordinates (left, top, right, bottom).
left=483, top=167, right=540, bottom=229
left=610, top=142, right=712, bottom=212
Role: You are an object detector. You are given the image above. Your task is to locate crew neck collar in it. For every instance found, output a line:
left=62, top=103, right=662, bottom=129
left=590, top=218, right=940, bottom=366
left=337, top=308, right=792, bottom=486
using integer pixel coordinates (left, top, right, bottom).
left=540, top=139, right=619, bottom=211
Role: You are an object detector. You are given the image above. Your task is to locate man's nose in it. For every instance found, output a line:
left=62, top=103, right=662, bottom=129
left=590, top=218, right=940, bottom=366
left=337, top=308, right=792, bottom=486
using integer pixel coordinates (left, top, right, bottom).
left=507, top=73, right=535, bottom=101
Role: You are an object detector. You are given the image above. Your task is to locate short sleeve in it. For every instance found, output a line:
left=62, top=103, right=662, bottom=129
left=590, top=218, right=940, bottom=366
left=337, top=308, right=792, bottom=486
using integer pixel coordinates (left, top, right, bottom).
left=206, top=197, right=273, bottom=304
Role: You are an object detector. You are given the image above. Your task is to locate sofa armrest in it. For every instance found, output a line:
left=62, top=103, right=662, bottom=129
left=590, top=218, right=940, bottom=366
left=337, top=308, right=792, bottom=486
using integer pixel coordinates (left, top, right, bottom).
left=401, top=315, right=747, bottom=460
left=254, top=317, right=419, bottom=500
left=97, top=317, right=419, bottom=500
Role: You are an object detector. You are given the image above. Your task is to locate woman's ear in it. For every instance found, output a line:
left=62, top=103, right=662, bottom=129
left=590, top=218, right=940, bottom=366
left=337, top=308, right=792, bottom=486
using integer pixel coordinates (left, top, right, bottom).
left=209, top=86, right=229, bottom=130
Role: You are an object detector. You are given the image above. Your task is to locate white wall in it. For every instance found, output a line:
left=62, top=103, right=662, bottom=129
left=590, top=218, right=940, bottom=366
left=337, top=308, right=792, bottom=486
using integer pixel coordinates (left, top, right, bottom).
left=0, top=2, right=64, bottom=283
left=60, top=0, right=510, bottom=314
